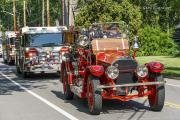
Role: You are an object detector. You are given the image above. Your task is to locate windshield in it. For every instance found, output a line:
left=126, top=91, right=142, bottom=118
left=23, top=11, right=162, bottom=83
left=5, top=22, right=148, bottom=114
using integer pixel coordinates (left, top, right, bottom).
left=89, top=22, right=128, bottom=39
left=24, top=33, right=62, bottom=47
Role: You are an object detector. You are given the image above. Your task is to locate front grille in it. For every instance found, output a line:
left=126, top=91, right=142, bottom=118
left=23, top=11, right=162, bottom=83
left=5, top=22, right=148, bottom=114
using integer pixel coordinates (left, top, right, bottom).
left=115, top=72, right=135, bottom=85
left=38, top=52, right=60, bottom=63
left=112, top=57, right=137, bottom=71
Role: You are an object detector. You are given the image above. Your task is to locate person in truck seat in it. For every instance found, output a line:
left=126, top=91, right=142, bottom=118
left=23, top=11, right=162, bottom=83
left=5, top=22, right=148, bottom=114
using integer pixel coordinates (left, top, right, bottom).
left=106, top=24, right=121, bottom=38
left=89, top=24, right=104, bottom=39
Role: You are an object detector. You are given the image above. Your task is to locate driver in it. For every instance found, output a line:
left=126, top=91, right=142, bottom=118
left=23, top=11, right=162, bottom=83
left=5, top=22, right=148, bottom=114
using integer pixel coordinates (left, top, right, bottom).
left=90, top=24, right=103, bottom=39
left=106, top=24, right=121, bottom=38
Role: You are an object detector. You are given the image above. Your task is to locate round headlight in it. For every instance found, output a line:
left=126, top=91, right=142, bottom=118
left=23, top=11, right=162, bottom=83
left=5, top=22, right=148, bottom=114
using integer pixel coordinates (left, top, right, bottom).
left=78, top=35, right=90, bottom=47
left=61, top=53, right=70, bottom=62
left=136, top=66, right=148, bottom=78
left=106, top=66, right=119, bottom=79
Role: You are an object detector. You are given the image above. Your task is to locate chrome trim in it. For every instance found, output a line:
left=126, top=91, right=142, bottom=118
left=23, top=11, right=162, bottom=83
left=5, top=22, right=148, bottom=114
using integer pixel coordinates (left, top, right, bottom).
left=97, top=81, right=166, bottom=89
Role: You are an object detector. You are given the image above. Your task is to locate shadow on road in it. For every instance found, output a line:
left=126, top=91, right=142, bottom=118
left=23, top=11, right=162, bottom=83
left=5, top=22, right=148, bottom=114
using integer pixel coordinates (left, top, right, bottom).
left=0, top=71, right=59, bottom=95
left=51, top=90, right=149, bottom=118
left=0, top=77, right=24, bottom=95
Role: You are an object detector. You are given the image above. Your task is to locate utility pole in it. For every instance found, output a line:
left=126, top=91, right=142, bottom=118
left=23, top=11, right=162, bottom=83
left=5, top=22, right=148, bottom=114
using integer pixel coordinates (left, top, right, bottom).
left=62, top=0, right=65, bottom=25
left=68, top=0, right=78, bottom=27
left=13, top=0, right=17, bottom=31
left=42, top=0, right=45, bottom=26
left=47, top=0, right=50, bottom=26
left=23, top=0, right=27, bottom=27
left=0, top=19, right=1, bottom=31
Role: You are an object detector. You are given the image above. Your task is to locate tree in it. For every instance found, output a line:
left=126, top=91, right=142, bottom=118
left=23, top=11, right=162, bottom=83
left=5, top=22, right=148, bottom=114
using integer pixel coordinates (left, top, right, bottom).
left=75, top=0, right=142, bottom=39
left=0, top=0, right=62, bottom=31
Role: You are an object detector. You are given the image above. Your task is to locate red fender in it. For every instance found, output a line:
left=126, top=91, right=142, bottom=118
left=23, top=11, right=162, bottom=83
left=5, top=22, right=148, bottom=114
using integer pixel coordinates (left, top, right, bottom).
left=60, top=47, right=69, bottom=55
left=88, top=65, right=104, bottom=77
left=145, top=62, right=164, bottom=73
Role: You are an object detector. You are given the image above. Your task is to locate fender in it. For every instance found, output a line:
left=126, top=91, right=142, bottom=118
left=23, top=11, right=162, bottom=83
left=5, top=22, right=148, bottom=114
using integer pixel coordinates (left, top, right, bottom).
left=60, top=47, right=70, bottom=55
left=146, top=62, right=164, bottom=73
left=88, top=65, right=104, bottom=77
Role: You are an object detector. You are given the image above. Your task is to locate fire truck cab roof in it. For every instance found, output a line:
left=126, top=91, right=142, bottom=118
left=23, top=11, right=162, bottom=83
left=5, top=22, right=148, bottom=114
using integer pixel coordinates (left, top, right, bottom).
left=21, top=26, right=67, bottom=34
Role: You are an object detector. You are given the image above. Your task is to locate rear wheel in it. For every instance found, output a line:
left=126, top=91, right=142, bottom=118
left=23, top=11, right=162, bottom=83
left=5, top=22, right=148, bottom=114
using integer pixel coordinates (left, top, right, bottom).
left=148, top=74, right=165, bottom=111
left=22, top=71, right=30, bottom=78
left=62, top=66, right=74, bottom=100
left=87, top=76, right=102, bottom=115
left=16, top=66, right=21, bottom=74
left=4, top=59, right=7, bottom=63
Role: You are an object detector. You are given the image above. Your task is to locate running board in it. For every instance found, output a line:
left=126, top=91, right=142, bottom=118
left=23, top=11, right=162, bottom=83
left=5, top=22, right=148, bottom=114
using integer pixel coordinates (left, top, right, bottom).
left=97, top=81, right=166, bottom=89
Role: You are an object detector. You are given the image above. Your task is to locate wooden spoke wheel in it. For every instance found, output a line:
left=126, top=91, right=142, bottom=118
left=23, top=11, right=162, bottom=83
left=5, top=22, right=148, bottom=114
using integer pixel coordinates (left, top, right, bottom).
left=148, top=74, right=165, bottom=111
left=62, top=66, right=74, bottom=100
left=87, top=76, right=102, bottom=115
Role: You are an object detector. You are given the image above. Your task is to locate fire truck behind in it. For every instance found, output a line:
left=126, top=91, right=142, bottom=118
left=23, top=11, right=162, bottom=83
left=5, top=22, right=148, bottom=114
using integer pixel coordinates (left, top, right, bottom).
left=2, top=31, right=18, bottom=64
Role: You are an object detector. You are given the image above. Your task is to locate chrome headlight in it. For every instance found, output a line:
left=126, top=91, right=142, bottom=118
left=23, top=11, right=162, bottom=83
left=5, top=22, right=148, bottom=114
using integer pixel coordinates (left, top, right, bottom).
left=136, top=66, right=148, bottom=78
left=77, top=35, right=90, bottom=47
left=106, top=66, right=119, bottom=79
left=61, top=53, right=70, bottom=62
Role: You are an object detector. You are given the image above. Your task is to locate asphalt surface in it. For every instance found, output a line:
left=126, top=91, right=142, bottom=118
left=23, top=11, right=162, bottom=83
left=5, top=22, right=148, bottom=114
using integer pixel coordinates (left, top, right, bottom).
left=0, top=58, right=180, bottom=120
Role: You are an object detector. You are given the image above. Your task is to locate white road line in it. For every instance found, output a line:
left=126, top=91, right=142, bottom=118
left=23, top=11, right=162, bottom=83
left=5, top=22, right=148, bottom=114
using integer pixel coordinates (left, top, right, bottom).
left=0, top=72, right=79, bottom=120
left=166, top=83, right=180, bottom=88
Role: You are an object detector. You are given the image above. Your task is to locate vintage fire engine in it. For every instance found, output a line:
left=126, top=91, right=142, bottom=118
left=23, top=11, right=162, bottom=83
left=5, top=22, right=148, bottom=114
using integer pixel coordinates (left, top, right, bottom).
left=16, top=26, right=67, bottom=78
left=60, top=22, right=165, bottom=115
left=2, top=31, right=18, bottom=64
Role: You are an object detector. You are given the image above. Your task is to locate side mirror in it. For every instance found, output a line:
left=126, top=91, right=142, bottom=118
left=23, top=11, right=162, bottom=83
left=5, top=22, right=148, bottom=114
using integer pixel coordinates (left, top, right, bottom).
left=133, top=36, right=139, bottom=51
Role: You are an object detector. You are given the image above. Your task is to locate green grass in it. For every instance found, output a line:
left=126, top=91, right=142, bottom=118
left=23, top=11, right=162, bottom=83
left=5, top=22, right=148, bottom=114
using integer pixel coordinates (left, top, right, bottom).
left=136, top=56, right=180, bottom=79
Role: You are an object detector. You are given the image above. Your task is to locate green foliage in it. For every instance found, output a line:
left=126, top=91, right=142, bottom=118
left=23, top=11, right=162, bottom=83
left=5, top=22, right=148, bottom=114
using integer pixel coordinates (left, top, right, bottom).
left=129, top=0, right=180, bottom=32
left=75, top=0, right=142, bottom=39
left=137, top=25, right=177, bottom=56
left=175, top=43, right=180, bottom=57
left=0, top=0, right=62, bottom=31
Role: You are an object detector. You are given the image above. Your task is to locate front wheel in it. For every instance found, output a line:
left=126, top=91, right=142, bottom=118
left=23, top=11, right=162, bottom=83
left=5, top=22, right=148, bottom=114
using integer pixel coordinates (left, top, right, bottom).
left=62, top=67, right=74, bottom=100
left=87, top=76, right=102, bottom=115
left=148, top=74, right=165, bottom=111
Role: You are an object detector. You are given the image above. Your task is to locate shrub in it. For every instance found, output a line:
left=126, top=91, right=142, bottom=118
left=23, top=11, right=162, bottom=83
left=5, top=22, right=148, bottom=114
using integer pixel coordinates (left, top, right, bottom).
left=137, top=25, right=177, bottom=56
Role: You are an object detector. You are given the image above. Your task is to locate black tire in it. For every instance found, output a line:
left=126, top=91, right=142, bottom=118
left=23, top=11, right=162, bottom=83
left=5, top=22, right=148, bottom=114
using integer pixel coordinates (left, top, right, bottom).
left=148, top=74, right=165, bottom=111
left=4, top=59, right=7, bottom=63
left=22, top=71, right=30, bottom=78
left=16, top=66, right=21, bottom=74
left=62, top=67, right=74, bottom=100
left=60, top=63, right=65, bottom=83
left=8, top=60, right=12, bottom=65
left=87, top=76, right=102, bottom=115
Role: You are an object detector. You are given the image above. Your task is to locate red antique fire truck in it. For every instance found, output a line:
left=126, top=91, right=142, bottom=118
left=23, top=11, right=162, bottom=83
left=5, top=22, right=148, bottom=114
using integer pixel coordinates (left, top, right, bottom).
left=60, top=22, right=165, bottom=115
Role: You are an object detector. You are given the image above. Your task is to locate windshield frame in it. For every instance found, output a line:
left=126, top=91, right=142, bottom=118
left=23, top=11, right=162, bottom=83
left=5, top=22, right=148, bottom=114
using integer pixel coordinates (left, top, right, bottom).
left=89, top=22, right=129, bottom=39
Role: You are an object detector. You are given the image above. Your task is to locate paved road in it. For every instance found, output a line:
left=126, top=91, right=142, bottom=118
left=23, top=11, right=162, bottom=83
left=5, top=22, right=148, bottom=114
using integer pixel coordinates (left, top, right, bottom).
left=0, top=58, right=180, bottom=120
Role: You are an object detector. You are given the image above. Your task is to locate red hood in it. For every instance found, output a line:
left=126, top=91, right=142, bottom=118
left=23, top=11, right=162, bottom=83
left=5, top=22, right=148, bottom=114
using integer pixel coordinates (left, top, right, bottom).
left=96, top=51, right=129, bottom=65
left=91, top=38, right=130, bottom=65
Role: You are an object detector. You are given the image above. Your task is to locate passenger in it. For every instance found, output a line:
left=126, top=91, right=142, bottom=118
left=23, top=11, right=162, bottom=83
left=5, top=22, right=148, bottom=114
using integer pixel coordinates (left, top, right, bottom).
left=106, top=24, right=121, bottom=38
left=90, top=25, right=103, bottom=39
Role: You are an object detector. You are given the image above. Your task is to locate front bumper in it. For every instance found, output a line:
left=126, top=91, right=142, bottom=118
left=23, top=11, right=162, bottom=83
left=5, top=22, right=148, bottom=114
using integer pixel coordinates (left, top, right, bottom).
left=99, top=81, right=166, bottom=101
left=25, top=63, right=60, bottom=73
left=97, top=81, right=166, bottom=89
